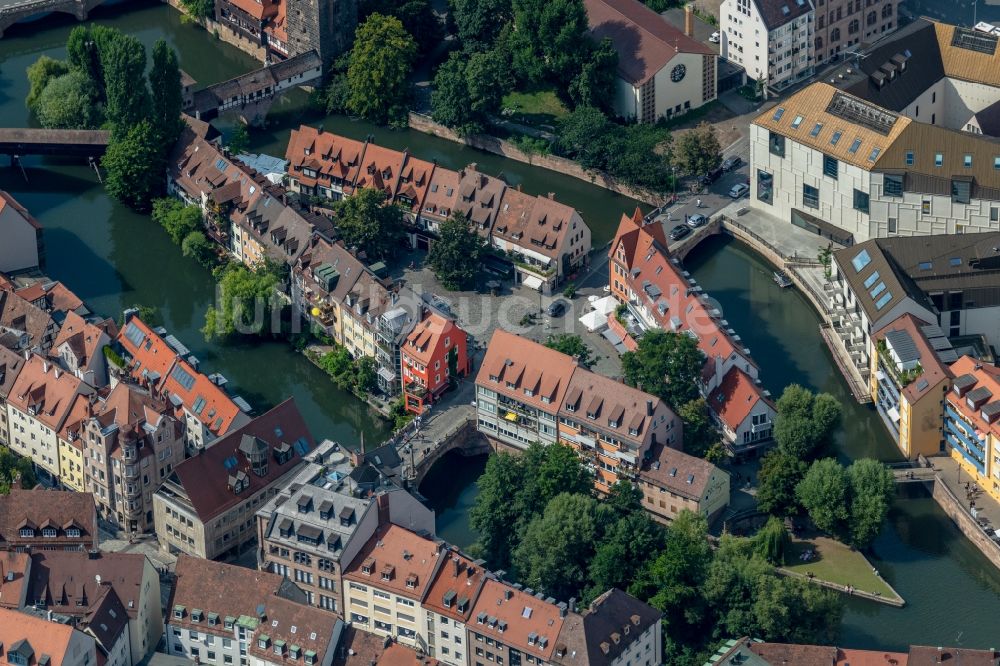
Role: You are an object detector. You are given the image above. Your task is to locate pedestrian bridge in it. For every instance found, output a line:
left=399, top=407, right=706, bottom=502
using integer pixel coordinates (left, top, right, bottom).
left=0, top=0, right=108, bottom=36
left=0, top=128, right=110, bottom=159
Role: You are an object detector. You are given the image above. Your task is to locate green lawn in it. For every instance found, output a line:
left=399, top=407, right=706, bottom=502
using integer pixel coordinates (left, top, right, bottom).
left=783, top=537, right=899, bottom=600
left=501, top=89, right=569, bottom=129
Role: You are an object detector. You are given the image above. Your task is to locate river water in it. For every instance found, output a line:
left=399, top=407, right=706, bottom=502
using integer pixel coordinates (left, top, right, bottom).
left=2, top=0, right=1000, bottom=650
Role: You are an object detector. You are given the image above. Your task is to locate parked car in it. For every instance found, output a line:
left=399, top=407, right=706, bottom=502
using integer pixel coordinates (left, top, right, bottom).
left=710, top=31, right=720, bottom=43
left=729, top=183, right=750, bottom=198
left=687, top=214, right=708, bottom=228
left=698, top=166, right=724, bottom=187
left=722, top=156, right=742, bottom=171
left=670, top=225, right=692, bottom=241
left=547, top=300, right=567, bottom=317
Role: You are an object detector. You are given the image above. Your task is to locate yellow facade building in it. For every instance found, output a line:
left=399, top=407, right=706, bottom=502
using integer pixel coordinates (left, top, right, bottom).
left=870, top=314, right=952, bottom=460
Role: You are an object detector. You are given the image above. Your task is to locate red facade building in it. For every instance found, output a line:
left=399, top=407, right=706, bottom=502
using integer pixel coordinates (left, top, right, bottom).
left=400, top=312, right=469, bottom=414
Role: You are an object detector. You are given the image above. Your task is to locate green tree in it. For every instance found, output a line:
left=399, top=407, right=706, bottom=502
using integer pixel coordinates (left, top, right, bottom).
left=180, top=0, right=214, bottom=18
left=752, top=575, right=843, bottom=643
left=101, top=33, right=151, bottom=134
left=622, top=329, right=703, bottom=409
left=66, top=26, right=104, bottom=98
left=514, top=493, right=602, bottom=600
left=362, top=0, right=442, bottom=54
left=202, top=262, right=283, bottom=341
left=149, top=39, right=184, bottom=150
left=26, top=55, right=70, bottom=111
left=756, top=450, right=807, bottom=517
left=152, top=198, right=204, bottom=244
left=671, top=122, right=722, bottom=176
left=774, top=384, right=842, bottom=459
left=470, top=451, right=525, bottom=567
left=431, top=50, right=510, bottom=134
left=355, top=356, right=378, bottom=394
left=752, top=516, right=790, bottom=565
left=630, top=510, right=712, bottom=638
left=451, top=0, right=512, bottom=50
left=796, top=458, right=850, bottom=537
left=544, top=334, right=593, bottom=368
left=181, top=231, right=216, bottom=268
left=333, top=188, right=405, bottom=260
left=588, top=511, right=665, bottom=599
left=556, top=105, right=613, bottom=169
left=466, top=49, right=510, bottom=118
left=846, top=458, right=894, bottom=548
left=568, top=37, right=618, bottom=111
left=702, top=535, right=773, bottom=639
left=228, top=123, right=251, bottom=156
left=346, top=14, right=417, bottom=124
left=427, top=212, right=487, bottom=289
left=509, top=0, right=590, bottom=91
left=677, top=398, right=719, bottom=460
left=103, top=120, right=164, bottom=212
left=35, top=71, right=102, bottom=129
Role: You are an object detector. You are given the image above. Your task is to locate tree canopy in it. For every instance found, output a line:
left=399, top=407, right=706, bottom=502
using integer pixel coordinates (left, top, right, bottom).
left=35, top=71, right=102, bottom=129
left=427, top=212, right=487, bottom=289
left=672, top=123, right=722, bottom=177
left=622, top=329, right=703, bottom=409
left=26, top=55, right=70, bottom=112
left=0, top=448, right=38, bottom=495
left=431, top=49, right=511, bottom=135
left=756, top=449, right=807, bottom=517
left=846, top=458, right=895, bottom=548
left=332, top=188, right=405, bottom=260
left=102, top=121, right=165, bottom=213
left=450, top=0, right=512, bottom=51
left=796, top=458, right=850, bottom=537
left=544, top=334, right=593, bottom=368
left=346, top=14, right=418, bottom=124
left=202, top=262, right=284, bottom=341
left=152, top=198, right=204, bottom=244
left=773, top=384, right=842, bottom=459
left=678, top=398, right=724, bottom=462
left=149, top=39, right=184, bottom=151
left=361, top=0, right=442, bottom=55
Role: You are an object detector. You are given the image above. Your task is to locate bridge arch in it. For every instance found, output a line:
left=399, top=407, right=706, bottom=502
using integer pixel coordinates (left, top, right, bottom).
left=0, top=0, right=93, bottom=36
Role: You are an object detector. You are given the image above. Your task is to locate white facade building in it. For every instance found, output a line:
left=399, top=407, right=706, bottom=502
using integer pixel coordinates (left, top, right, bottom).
left=722, top=0, right=814, bottom=90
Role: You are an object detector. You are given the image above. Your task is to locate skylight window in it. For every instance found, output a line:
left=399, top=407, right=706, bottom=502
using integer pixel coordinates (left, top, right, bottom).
left=868, top=147, right=881, bottom=162
left=905, top=151, right=914, bottom=166
left=791, top=115, right=804, bottom=129
left=851, top=249, right=871, bottom=272
left=773, top=107, right=785, bottom=121
left=848, top=138, right=862, bottom=154
left=935, top=153, right=944, bottom=167
left=870, top=282, right=886, bottom=298
left=964, top=154, right=973, bottom=168
left=810, top=123, right=823, bottom=137
left=950, top=257, right=963, bottom=266
left=918, top=262, right=932, bottom=270
left=831, top=131, right=843, bottom=145
left=875, top=291, right=893, bottom=310
left=863, top=271, right=880, bottom=288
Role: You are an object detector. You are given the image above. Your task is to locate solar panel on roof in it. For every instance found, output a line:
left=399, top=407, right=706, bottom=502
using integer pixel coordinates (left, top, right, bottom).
left=224, top=456, right=238, bottom=470
left=215, top=158, right=228, bottom=170
left=124, top=322, right=146, bottom=347
left=916, top=378, right=929, bottom=391
left=952, top=25, right=998, bottom=54
left=826, top=92, right=899, bottom=136
left=170, top=365, right=196, bottom=391
left=293, top=438, right=311, bottom=456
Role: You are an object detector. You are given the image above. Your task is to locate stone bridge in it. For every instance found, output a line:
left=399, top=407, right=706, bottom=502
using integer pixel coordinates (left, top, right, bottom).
left=399, top=408, right=492, bottom=489
left=0, top=0, right=108, bottom=36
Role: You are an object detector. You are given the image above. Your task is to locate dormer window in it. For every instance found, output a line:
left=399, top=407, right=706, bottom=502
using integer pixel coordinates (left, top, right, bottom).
left=524, top=388, right=534, bottom=397
left=191, top=609, right=203, bottom=623
left=42, top=528, right=57, bottom=538
left=19, top=528, right=34, bottom=538
left=208, top=613, right=219, bottom=626
left=173, top=605, right=186, bottom=620
left=66, top=528, right=81, bottom=538
left=586, top=411, right=597, bottom=420
left=565, top=403, right=575, bottom=412
left=628, top=427, right=639, bottom=436
left=608, top=419, right=619, bottom=428
left=258, top=635, right=271, bottom=650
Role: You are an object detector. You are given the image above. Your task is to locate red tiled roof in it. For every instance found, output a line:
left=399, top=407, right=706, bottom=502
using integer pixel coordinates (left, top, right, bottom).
left=583, top=0, right=714, bottom=86
left=469, top=579, right=565, bottom=660
left=117, top=317, right=243, bottom=438
left=342, top=524, right=443, bottom=600
left=7, top=354, right=92, bottom=430
left=334, top=627, right=440, bottom=666
left=872, top=313, right=952, bottom=404
left=0, top=552, right=31, bottom=609
left=27, top=550, right=150, bottom=620
left=169, top=398, right=313, bottom=521
left=707, top=367, right=772, bottom=430
left=0, top=489, right=98, bottom=548
left=223, top=0, right=278, bottom=21
left=52, top=311, right=114, bottom=368
left=476, top=329, right=579, bottom=413
left=402, top=312, right=466, bottom=368
left=421, top=549, right=488, bottom=622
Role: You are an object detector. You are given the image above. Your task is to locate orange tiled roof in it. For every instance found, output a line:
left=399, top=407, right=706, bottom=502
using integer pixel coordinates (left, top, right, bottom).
left=872, top=313, right=952, bottom=404
left=51, top=311, right=114, bottom=368
left=421, top=549, right=488, bottom=622
left=476, top=329, right=579, bottom=413
left=402, top=312, right=464, bottom=367
left=224, top=0, right=278, bottom=21
left=0, top=606, right=84, bottom=665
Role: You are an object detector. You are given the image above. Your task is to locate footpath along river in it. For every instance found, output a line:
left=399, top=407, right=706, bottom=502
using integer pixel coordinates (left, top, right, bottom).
left=1, top=0, right=1000, bottom=649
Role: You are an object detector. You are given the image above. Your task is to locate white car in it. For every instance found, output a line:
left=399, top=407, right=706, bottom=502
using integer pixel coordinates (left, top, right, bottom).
left=709, top=31, right=720, bottom=43
left=729, top=183, right=750, bottom=199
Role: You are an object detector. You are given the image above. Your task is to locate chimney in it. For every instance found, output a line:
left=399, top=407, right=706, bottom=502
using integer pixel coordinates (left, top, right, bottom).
left=646, top=400, right=653, bottom=416
left=377, top=492, right=390, bottom=525
left=684, top=4, right=694, bottom=37
left=453, top=557, right=461, bottom=577
left=568, top=597, right=577, bottom=613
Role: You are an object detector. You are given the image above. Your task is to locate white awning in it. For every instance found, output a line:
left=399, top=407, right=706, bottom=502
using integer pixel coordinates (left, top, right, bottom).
left=578, top=309, right=608, bottom=332
left=887, top=406, right=900, bottom=422
left=521, top=274, right=543, bottom=290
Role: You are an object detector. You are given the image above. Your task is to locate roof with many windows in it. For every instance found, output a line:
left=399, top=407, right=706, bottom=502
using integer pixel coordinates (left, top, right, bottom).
left=0, top=607, right=92, bottom=666
left=165, top=399, right=313, bottom=521
left=342, top=523, right=443, bottom=600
